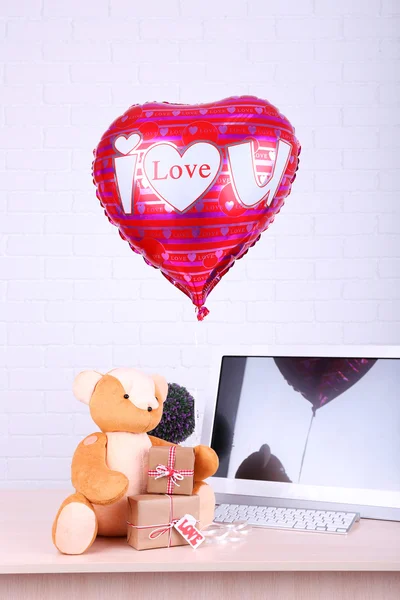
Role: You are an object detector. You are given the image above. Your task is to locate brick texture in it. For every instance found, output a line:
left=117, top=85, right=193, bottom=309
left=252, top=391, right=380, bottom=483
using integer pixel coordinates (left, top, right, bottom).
left=0, top=1, right=399, bottom=487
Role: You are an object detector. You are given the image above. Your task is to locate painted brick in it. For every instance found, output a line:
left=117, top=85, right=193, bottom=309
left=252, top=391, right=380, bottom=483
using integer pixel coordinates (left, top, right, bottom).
left=315, top=301, right=378, bottom=322
left=344, top=280, right=400, bottom=300
left=8, top=325, right=73, bottom=347
left=7, top=19, right=72, bottom=41
left=1, top=1, right=399, bottom=488
left=344, top=323, right=400, bottom=344
left=378, top=302, right=400, bottom=321
left=315, top=259, right=377, bottom=280
left=378, top=259, right=400, bottom=278
left=2, top=0, right=42, bottom=16
left=204, top=18, right=276, bottom=41
left=247, top=301, right=315, bottom=323
left=43, top=0, right=108, bottom=17
left=276, top=322, right=344, bottom=344
left=141, top=18, right=203, bottom=40
left=276, top=281, right=343, bottom=301
left=7, top=281, right=74, bottom=301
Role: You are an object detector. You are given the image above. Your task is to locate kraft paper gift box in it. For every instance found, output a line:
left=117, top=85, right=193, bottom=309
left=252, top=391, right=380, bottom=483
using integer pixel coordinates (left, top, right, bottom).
left=147, top=446, right=195, bottom=495
left=127, top=494, right=200, bottom=550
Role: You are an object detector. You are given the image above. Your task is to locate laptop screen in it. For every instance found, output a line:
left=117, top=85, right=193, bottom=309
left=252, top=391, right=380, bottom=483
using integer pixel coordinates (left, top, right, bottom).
left=211, top=356, right=400, bottom=492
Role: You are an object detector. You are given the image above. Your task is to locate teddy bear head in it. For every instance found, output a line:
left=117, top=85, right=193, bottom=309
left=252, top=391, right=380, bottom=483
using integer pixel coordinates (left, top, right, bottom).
left=72, top=368, right=168, bottom=434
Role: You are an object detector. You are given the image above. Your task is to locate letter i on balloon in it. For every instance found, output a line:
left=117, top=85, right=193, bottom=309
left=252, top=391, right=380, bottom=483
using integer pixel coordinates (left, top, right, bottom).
left=113, top=133, right=142, bottom=213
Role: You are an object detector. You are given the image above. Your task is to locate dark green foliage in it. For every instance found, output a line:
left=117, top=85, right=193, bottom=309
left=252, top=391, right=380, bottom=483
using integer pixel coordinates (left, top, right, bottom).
left=149, top=383, right=195, bottom=444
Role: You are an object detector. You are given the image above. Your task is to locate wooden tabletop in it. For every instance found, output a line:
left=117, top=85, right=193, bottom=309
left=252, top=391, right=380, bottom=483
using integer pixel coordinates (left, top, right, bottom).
left=1, top=490, right=400, bottom=575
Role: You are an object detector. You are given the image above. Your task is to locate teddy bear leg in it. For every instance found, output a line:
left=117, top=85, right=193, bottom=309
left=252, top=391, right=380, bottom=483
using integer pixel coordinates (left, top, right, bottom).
left=193, top=481, right=216, bottom=529
left=52, top=492, right=98, bottom=555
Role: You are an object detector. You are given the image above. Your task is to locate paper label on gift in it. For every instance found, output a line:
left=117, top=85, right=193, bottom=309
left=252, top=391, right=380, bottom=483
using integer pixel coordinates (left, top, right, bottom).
left=174, top=513, right=205, bottom=549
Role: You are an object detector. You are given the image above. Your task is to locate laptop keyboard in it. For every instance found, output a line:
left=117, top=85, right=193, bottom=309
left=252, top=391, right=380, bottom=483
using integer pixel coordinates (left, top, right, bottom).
left=214, top=503, right=360, bottom=534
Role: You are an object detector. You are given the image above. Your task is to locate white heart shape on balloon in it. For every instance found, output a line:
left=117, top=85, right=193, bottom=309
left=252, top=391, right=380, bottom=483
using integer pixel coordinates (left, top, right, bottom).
left=143, top=142, right=221, bottom=213
left=114, top=133, right=141, bottom=155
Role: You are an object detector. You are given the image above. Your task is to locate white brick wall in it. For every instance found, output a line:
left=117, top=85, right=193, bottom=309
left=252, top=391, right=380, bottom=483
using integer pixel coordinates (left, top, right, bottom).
left=0, top=1, right=399, bottom=488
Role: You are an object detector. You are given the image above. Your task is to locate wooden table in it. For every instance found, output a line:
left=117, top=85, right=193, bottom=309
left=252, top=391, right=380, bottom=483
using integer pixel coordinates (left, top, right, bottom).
left=1, top=491, right=399, bottom=599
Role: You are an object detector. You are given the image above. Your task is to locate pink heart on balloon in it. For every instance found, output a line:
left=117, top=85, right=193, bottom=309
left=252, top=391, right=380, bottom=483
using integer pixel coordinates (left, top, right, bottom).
left=225, top=201, right=234, bottom=211
left=199, top=108, right=208, bottom=115
left=227, top=107, right=235, bottom=113
left=215, top=250, right=223, bottom=258
left=114, top=133, right=141, bottom=155
left=248, top=125, right=256, bottom=134
left=255, top=107, right=263, bottom=114
left=188, top=253, right=196, bottom=262
left=219, top=125, right=227, bottom=134
left=221, top=226, right=229, bottom=236
left=184, top=274, right=191, bottom=282
left=172, top=110, right=181, bottom=116
left=145, top=111, right=153, bottom=117
left=189, top=126, right=198, bottom=135
left=160, top=128, right=168, bottom=136
left=162, top=252, right=169, bottom=260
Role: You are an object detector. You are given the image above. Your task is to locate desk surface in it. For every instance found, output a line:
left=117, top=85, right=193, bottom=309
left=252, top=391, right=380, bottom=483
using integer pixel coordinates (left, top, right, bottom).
left=1, top=490, right=400, bottom=575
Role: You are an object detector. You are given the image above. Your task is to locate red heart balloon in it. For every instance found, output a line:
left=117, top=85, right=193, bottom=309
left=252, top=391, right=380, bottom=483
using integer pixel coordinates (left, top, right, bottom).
left=274, top=357, right=377, bottom=413
left=93, top=96, right=300, bottom=319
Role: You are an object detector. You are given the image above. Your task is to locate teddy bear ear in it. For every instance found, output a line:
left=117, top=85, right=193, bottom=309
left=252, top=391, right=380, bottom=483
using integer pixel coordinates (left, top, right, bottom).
left=152, top=374, right=168, bottom=403
left=259, top=444, right=271, bottom=467
left=73, top=370, right=103, bottom=405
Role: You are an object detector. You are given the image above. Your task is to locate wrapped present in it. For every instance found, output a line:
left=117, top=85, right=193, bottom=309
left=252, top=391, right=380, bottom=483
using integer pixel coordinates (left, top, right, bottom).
left=127, top=493, right=200, bottom=550
left=147, top=445, right=195, bottom=495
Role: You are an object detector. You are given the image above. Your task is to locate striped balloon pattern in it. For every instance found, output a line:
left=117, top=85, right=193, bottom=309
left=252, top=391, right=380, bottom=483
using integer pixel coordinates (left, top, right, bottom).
left=93, top=96, right=300, bottom=320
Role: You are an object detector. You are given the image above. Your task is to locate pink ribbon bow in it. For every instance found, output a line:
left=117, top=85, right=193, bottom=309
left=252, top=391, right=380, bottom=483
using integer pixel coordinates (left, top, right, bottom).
left=148, top=446, right=194, bottom=494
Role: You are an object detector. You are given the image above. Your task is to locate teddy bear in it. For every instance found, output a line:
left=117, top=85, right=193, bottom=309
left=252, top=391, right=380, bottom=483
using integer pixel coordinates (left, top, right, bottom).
left=52, top=367, right=219, bottom=555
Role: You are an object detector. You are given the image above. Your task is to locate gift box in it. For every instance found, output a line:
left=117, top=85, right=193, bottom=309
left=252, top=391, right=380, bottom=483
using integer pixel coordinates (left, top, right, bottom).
left=147, top=446, right=195, bottom=495
left=127, top=494, right=200, bottom=550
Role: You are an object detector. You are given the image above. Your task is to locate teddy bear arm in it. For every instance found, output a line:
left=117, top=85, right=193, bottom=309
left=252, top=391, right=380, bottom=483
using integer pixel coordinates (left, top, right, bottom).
left=194, top=445, right=219, bottom=481
left=71, top=432, right=129, bottom=506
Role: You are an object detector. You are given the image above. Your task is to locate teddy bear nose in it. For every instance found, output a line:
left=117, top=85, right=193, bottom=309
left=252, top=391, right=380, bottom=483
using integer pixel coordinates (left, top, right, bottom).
left=147, top=406, right=153, bottom=412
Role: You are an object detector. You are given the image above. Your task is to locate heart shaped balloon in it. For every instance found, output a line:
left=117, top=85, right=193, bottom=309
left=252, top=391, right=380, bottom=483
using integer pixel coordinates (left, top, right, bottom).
left=93, top=96, right=300, bottom=319
left=274, top=357, right=377, bottom=413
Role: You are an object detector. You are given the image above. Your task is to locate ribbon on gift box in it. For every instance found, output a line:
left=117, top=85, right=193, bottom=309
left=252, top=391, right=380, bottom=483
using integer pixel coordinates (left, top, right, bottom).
left=148, top=446, right=195, bottom=494
left=127, top=494, right=200, bottom=548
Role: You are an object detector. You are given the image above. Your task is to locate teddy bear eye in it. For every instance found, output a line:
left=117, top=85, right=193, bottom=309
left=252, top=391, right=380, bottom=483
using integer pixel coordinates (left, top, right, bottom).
left=124, top=393, right=129, bottom=399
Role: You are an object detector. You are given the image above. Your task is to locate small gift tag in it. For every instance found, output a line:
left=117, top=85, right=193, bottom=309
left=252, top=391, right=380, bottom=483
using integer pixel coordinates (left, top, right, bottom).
left=174, top=513, right=205, bottom=549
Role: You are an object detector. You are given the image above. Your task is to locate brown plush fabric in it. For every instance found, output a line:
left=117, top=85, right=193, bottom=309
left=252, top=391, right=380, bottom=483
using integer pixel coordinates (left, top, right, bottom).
left=52, top=492, right=98, bottom=551
left=147, top=434, right=175, bottom=447
left=89, top=375, right=164, bottom=434
left=71, top=432, right=129, bottom=505
left=193, top=444, right=219, bottom=481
